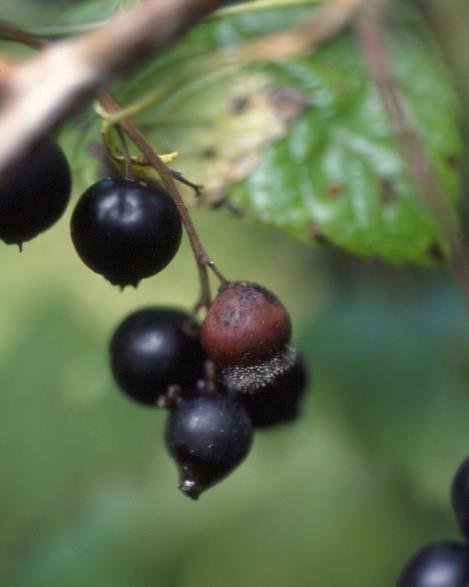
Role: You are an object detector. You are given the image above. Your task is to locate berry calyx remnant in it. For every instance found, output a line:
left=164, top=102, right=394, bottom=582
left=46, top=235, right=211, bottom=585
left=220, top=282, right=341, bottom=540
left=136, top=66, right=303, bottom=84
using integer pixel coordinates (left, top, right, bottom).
left=71, top=177, right=182, bottom=287
left=0, top=140, right=71, bottom=246
left=109, top=308, right=205, bottom=406
left=165, top=393, right=253, bottom=499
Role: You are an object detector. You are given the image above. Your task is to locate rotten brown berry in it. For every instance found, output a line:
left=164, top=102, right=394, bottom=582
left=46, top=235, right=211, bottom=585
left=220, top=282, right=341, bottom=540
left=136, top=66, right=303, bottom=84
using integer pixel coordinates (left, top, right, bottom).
left=200, top=281, right=291, bottom=368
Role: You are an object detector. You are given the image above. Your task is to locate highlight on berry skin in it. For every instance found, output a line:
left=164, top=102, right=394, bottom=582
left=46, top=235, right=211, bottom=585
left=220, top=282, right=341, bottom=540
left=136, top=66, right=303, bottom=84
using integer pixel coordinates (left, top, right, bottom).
left=397, top=542, right=469, bottom=587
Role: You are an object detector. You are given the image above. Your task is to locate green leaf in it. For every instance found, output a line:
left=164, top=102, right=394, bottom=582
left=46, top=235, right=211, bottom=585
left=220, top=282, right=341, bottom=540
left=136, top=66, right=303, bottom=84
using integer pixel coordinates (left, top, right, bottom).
left=62, top=0, right=462, bottom=266
left=27, top=0, right=138, bottom=36
left=229, top=12, right=462, bottom=265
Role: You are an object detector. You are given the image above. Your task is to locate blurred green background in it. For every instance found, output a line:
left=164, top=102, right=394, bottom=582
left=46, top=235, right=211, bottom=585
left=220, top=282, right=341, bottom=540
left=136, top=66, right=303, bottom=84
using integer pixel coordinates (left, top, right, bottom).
left=1, top=1, right=469, bottom=586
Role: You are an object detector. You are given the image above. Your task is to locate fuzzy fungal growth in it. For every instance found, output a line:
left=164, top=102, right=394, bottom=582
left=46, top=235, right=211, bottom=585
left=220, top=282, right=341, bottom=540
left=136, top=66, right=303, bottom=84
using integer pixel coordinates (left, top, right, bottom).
left=233, top=357, right=308, bottom=429
left=221, top=345, right=297, bottom=394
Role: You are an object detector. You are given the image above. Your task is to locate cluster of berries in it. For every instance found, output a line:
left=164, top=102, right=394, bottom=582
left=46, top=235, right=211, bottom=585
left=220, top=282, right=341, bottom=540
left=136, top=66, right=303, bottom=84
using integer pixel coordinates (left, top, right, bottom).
left=397, top=458, right=469, bottom=587
left=0, top=140, right=308, bottom=499
left=109, top=281, right=307, bottom=499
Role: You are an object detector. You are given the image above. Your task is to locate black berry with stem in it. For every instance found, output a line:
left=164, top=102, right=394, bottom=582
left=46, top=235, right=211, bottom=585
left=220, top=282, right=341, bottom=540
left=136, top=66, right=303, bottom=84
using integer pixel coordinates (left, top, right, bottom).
left=110, top=308, right=205, bottom=406
left=165, top=393, right=253, bottom=499
left=0, top=140, right=71, bottom=246
left=397, top=542, right=469, bottom=587
left=71, top=177, right=182, bottom=287
left=452, top=457, right=469, bottom=540
left=233, top=357, right=308, bottom=429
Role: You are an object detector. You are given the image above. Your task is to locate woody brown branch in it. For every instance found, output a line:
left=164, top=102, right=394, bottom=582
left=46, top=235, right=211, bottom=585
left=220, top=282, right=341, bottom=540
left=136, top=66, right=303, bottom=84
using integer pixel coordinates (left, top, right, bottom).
left=0, top=0, right=227, bottom=179
left=0, top=0, right=368, bottom=181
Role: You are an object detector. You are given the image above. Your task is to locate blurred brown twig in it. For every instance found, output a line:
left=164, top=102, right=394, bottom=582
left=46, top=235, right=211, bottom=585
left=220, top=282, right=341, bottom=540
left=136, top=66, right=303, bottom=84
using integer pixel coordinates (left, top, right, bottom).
left=356, top=0, right=469, bottom=304
left=0, top=0, right=227, bottom=178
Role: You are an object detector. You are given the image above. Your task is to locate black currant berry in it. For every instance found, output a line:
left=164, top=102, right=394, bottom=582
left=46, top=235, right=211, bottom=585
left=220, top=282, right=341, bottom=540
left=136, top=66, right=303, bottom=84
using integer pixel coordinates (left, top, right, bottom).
left=234, top=358, right=308, bottom=429
left=201, top=281, right=291, bottom=367
left=452, top=458, right=469, bottom=540
left=71, top=177, right=182, bottom=287
left=165, top=393, right=253, bottom=499
left=109, top=308, right=205, bottom=406
left=397, top=542, right=469, bottom=587
left=0, top=141, right=71, bottom=246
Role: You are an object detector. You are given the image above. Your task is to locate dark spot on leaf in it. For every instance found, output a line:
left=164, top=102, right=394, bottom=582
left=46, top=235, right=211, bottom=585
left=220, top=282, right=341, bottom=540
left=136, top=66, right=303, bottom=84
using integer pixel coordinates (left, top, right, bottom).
left=428, top=243, right=444, bottom=262
left=309, top=223, right=329, bottom=245
left=201, top=147, right=218, bottom=160
left=328, top=184, right=342, bottom=198
left=231, top=96, right=250, bottom=114
left=446, top=155, right=459, bottom=167
left=380, top=177, right=395, bottom=204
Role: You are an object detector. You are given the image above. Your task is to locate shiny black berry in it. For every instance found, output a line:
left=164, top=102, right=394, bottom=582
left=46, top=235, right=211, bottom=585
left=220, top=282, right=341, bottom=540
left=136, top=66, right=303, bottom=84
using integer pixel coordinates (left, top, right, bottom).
left=71, top=177, right=182, bottom=287
left=397, top=542, right=469, bottom=587
left=235, top=358, right=308, bottom=429
left=0, top=141, right=71, bottom=246
left=452, top=458, right=469, bottom=540
left=109, top=308, right=205, bottom=406
left=165, top=393, right=253, bottom=499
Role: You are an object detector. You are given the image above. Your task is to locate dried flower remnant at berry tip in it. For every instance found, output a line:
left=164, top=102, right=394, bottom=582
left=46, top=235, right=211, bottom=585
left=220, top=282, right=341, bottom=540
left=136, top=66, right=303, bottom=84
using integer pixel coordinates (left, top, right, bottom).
left=234, top=357, right=308, bottom=429
left=165, top=393, right=254, bottom=499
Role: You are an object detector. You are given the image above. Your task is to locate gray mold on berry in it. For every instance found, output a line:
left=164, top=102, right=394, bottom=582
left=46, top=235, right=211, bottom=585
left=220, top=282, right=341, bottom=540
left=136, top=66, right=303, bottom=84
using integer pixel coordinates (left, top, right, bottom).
left=221, top=345, right=297, bottom=394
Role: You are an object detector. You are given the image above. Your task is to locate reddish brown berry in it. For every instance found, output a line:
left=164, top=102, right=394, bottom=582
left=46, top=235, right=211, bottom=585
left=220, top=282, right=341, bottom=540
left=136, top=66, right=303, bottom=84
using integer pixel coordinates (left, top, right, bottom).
left=200, top=281, right=291, bottom=368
